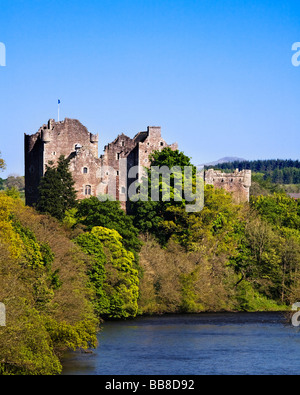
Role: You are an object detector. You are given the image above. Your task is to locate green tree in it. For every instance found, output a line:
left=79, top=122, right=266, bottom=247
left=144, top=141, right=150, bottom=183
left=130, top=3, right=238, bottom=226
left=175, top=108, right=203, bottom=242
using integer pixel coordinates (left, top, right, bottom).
left=75, top=226, right=139, bottom=319
left=37, top=156, right=77, bottom=220
left=0, top=152, right=5, bottom=171
left=0, top=194, right=98, bottom=375
left=76, top=197, right=142, bottom=265
left=6, top=176, right=25, bottom=191
left=149, top=147, right=195, bottom=170
left=131, top=148, right=200, bottom=245
left=250, top=193, right=300, bottom=230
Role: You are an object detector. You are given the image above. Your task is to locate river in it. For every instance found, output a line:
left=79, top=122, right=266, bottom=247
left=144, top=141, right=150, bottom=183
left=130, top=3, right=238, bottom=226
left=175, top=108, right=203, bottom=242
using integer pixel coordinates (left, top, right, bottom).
left=62, top=312, right=300, bottom=375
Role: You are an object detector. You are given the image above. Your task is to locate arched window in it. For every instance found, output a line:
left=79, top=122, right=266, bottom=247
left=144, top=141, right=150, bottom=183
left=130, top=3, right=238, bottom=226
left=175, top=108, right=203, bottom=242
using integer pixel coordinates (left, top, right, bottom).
left=83, top=167, right=88, bottom=174
left=85, top=185, right=92, bottom=196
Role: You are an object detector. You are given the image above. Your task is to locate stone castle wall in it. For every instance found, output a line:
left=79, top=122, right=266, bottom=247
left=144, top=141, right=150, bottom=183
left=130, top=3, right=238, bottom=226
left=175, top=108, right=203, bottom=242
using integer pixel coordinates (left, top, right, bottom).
left=25, top=118, right=100, bottom=204
left=25, top=119, right=178, bottom=207
left=205, top=168, right=251, bottom=203
left=25, top=118, right=251, bottom=208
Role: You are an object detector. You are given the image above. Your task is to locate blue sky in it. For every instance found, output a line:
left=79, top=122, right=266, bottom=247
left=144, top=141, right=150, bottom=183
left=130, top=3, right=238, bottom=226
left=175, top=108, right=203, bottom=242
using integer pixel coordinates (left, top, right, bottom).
left=0, top=0, right=300, bottom=177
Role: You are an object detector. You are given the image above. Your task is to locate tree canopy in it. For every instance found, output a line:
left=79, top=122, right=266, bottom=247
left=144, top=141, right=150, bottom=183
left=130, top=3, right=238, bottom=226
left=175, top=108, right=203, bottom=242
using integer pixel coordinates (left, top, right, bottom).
left=36, top=156, right=77, bottom=220
left=0, top=193, right=98, bottom=375
left=0, top=152, right=6, bottom=171
left=75, top=227, right=139, bottom=319
left=75, top=197, right=142, bottom=265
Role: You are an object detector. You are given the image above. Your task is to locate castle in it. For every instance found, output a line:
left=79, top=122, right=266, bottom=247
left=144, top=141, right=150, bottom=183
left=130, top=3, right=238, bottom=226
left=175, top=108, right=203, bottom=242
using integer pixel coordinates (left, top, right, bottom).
left=205, top=168, right=252, bottom=204
left=24, top=118, right=251, bottom=208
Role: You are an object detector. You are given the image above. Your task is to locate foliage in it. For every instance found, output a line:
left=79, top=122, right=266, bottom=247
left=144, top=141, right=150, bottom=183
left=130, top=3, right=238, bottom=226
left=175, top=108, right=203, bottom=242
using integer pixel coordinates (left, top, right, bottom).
left=75, top=197, right=142, bottom=265
left=5, top=176, right=25, bottom=191
left=37, top=156, right=77, bottom=220
left=250, top=173, right=285, bottom=196
left=75, top=227, right=139, bottom=319
left=131, top=148, right=200, bottom=246
left=0, top=193, right=98, bottom=375
left=2, top=143, right=300, bottom=374
left=149, top=147, right=196, bottom=170
left=0, top=152, right=5, bottom=171
left=208, top=159, right=300, bottom=186
left=208, top=159, right=300, bottom=172
left=135, top=148, right=299, bottom=313
left=138, top=236, right=237, bottom=314
left=250, top=193, right=300, bottom=230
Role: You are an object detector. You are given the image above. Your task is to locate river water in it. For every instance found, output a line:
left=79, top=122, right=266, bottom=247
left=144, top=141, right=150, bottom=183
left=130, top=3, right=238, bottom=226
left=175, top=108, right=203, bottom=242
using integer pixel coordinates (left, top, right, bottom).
left=62, top=312, right=300, bottom=375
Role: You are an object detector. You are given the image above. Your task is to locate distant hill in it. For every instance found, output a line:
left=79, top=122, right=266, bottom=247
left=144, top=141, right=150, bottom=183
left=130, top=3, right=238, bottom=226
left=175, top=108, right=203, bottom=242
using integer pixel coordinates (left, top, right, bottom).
left=199, top=157, right=247, bottom=167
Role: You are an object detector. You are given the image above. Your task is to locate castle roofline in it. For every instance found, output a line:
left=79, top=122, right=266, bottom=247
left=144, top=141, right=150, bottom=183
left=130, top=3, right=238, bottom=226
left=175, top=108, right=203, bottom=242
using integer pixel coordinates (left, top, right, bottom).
left=133, top=131, right=148, bottom=143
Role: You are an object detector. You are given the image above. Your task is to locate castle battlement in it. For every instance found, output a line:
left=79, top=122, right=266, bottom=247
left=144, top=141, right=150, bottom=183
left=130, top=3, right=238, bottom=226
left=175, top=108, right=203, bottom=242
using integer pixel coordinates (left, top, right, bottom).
left=24, top=119, right=178, bottom=208
left=25, top=118, right=251, bottom=208
left=205, top=168, right=251, bottom=203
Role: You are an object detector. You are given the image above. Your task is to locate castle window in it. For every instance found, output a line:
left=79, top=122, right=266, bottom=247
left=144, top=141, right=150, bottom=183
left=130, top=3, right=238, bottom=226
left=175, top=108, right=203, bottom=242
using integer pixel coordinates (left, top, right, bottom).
left=116, top=153, right=121, bottom=160
left=53, top=152, right=56, bottom=156
left=160, top=142, right=164, bottom=147
left=83, top=167, right=88, bottom=174
left=121, top=187, right=126, bottom=194
left=85, top=185, right=92, bottom=196
left=121, top=141, right=125, bottom=147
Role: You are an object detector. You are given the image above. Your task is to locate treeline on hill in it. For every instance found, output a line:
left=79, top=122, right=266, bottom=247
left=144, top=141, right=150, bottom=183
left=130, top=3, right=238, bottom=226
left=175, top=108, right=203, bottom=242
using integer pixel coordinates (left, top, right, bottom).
left=206, top=159, right=300, bottom=185
left=0, top=150, right=300, bottom=374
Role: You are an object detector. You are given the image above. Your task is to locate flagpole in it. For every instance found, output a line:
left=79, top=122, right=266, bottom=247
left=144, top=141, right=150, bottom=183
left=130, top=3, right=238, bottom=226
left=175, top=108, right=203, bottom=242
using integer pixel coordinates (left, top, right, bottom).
left=58, top=100, right=60, bottom=122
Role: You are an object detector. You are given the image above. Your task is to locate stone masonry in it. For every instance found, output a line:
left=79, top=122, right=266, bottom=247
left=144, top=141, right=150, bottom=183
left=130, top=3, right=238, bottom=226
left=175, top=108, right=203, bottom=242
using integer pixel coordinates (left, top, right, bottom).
left=25, top=118, right=251, bottom=208
left=205, top=168, right=252, bottom=204
left=25, top=119, right=178, bottom=207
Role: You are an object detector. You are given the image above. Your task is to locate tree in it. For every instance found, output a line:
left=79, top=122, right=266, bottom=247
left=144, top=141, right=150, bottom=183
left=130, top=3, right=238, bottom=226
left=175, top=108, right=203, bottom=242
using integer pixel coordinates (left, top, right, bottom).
left=36, top=156, right=77, bottom=220
left=131, top=148, right=200, bottom=245
left=0, top=194, right=98, bottom=375
left=0, top=152, right=6, bottom=171
left=149, top=147, right=195, bottom=170
left=75, top=226, right=139, bottom=319
left=76, top=197, right=142, bottom=266
left=5, top=176, right=25, bottom=191
left=250, top=194, right=300, bottom=230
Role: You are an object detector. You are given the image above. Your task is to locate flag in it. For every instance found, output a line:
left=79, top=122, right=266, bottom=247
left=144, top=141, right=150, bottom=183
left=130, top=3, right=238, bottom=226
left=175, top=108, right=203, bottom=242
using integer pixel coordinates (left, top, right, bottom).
left=58, top=100, right=61, bottom=104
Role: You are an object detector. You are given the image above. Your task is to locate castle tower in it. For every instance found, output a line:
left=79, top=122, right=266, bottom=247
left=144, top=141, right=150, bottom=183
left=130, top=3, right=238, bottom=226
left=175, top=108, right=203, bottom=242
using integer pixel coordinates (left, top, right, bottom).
left=25, top=118, right=100, bottom=206
left=205, top=168, right=252, bottom=203
left=25, top=120, right=178, bottom=210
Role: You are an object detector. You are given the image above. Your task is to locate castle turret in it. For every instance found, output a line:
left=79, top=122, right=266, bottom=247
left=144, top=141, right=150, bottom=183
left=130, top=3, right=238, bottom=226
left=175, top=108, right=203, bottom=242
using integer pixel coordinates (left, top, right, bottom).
left=41, top=129, right=51, bottom=143
left=204, top=168, right=252, bottom=204
left=147, top=126, right=162, bottom=139
left=90, top=133, right=99, bottom=143
left=243, top=170, right=252, bottom=188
